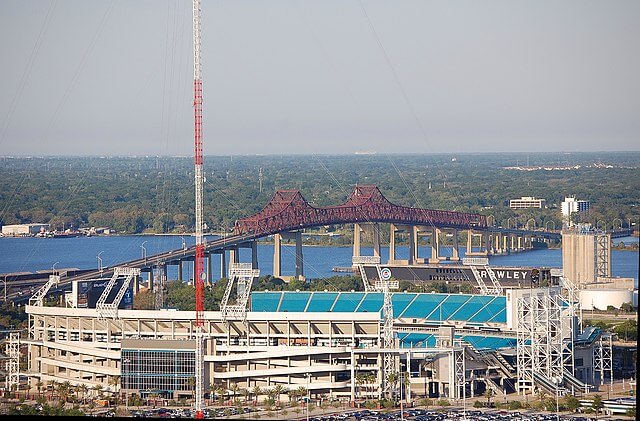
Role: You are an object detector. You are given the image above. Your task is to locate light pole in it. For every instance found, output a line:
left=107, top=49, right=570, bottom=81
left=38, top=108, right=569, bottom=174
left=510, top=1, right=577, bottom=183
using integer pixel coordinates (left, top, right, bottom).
left=399, top=372, right=404, bottom=421
left=306, top=373, right=310, bottom=421
left=141, top=241, right=148, bottom=260
left=97, top=251, right=104, bottom=272
left=180, top=235, right=186, bottom=251
left=52, top=261, right=59, bottom=275
left=551, top=376, right=561, bottom=421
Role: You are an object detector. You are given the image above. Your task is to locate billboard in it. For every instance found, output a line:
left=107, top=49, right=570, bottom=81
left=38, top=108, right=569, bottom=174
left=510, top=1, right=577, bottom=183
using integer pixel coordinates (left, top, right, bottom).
left=72, top=278, right=133, bottom=309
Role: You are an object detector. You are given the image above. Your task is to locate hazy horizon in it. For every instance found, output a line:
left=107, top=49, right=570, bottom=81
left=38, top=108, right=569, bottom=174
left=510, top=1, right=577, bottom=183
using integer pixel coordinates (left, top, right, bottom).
left=1, top=1, right=639, bottom=156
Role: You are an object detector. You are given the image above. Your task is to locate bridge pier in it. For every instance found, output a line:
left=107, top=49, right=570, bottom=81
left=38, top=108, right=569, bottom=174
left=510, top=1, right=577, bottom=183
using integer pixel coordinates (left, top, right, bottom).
left=353, top=223, right=381, bottom=260
left=465, top=230, right=489, bottom=257
left=273, top=231, right=304, bottom=281
left=450, top=229, right=460, bottom=261
left=177, top=260, right=183, bottom=282
left=273, top=233, right=282, bottom=277
left=389, top=224, right=417, bottom=265
left=218, top=250, right=226, bottom=279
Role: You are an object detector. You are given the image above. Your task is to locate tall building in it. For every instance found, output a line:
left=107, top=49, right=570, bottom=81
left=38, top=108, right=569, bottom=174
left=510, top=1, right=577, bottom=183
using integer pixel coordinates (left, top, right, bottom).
left=509, top=196, right=546, bottom=209
left=561, top=197, right=590, bottom=219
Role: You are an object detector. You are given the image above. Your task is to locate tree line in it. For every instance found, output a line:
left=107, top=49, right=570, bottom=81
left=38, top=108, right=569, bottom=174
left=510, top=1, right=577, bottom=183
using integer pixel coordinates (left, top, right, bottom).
left=0, top=152, right=638, bottom=234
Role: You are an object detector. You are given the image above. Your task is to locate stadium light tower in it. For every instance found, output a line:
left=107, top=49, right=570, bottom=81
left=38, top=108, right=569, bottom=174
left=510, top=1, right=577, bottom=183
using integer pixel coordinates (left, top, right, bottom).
left=192, top=0, right=205, bottom=418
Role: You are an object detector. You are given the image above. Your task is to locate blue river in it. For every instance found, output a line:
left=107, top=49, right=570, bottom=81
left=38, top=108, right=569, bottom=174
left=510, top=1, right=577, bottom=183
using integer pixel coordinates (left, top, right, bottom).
left=0, top=235, right=637, bottom=286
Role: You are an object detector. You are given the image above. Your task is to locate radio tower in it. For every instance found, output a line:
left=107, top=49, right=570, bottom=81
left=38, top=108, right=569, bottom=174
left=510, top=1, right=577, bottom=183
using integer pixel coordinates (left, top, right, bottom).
left=192, top=0, right=205, bottom=418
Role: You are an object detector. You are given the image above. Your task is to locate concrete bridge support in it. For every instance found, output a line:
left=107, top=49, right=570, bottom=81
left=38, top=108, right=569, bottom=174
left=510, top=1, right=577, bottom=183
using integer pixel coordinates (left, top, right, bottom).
left=207, top=253, right=214, bottom=285
left=218, top=251, right=226, bottom=279
left=273, top=231, right=304, bottom=280
left=449, top=229, right=460, bottom=261
left=353, top=223, right=381, bottom=259
left=465, top=230, right=489, bottom=257
left=389, top=224, right=417, bottom=265
left=427, top=227, right=440, bottom=264
left=273, top=233, right=282, bottom=277
left=177, top=260, right=183, bottom=282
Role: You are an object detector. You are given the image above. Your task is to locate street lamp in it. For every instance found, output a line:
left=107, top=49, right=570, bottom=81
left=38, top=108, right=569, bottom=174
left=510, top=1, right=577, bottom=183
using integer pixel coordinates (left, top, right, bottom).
left=180, top=235, right=186, bottom=251
left=306, top=373, right=310, bottom=421
left=97, top=251, right=104, bottom=272
left=141, top=241, right=148, bottom=260
left=399, top=372, right=404, bottom=421
left=52, top=261, right=59, bottom=275
left=551, top=376, right=562, bottom=421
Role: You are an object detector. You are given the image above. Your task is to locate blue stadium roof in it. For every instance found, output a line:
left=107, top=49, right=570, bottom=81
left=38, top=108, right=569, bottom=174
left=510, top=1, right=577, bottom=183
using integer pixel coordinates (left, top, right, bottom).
left=250, top=291, right=506, bottom=323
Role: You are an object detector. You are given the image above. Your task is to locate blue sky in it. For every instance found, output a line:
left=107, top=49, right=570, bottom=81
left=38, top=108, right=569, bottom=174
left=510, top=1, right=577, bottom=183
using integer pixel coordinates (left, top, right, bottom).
left=1, top=0, right=639, bottom=156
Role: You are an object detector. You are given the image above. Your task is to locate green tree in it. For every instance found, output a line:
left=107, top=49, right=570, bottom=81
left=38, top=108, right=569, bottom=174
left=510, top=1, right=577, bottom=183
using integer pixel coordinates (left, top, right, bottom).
left=591, top=394, right=603, bottom=419
left=484, top=388, right=494, bottom=407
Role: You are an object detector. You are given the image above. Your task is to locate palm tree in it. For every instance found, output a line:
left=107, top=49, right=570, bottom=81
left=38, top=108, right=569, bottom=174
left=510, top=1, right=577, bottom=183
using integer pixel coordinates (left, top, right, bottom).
left=401, top=371, right=411, bottom=403
left=108, top=375, right=120, bottom=405
left=273, top=384, right=284, bottom=406
left=58, top=381, right=72, bottom=403
left=47, top=379, right=58, bottom=400
left=252, top=385, right=262, bottom=405
left=93, top=383, right=104, bottom=401
left=230, top=382, right=239, bottom=401
left=296, top=386, right=307, bottom=403
left=240, top=387, right=250, bottom=404
left=35, top=380, right=44, bottom=398
left=216, top=385, right=226, bottom=404
left=79, top=384, right=89, bottom=404
left=356, top=373, right=367, bottom=401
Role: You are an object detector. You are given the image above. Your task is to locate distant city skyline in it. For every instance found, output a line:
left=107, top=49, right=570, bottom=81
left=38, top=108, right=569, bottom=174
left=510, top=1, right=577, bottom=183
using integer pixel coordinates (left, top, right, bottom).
left=1, top=0, right=639, bottom=156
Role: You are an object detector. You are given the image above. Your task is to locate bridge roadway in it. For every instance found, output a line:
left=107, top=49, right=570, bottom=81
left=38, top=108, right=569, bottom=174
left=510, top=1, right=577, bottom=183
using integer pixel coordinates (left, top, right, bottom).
left=487, top=227, right=633, bottom=241
left=3, top=227, right=634, bottom=305
left=4, top=232, right=257, bottom=304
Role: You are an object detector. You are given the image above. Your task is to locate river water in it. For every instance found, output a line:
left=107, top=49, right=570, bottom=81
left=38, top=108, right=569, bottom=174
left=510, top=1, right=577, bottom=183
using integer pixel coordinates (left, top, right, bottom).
left=0, top=235, right=637, bottom=286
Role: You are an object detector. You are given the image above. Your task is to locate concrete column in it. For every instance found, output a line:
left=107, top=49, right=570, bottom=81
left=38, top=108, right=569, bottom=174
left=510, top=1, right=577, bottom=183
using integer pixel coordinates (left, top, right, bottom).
left=466, top=229, right=473, bottom=255
left=389, top=224, right=397, bottom=263
left=372, top=223, right=380, bottom=258
left=207, top=253, right=213, bottom=285
left=482, top=231, right=491, bottom=254
left=409, top=225, right=417, bottom=265
left=251, top=240, right=258, bottom=269
left=353, top=223, right=362, bottom=259
left=133, top=274, right=140, bottom=294
left=229, top=247, right=239, bottom=265
left=219, top=251, right=226, bottom=279
left=517, top=235, right=522, bottom=251
left=350, top=350, right=355, bottom=403
left=295, top=231, right=304, bottom=279
left=177, top=260, right=183, bottom=281
left=273, top=234, right=282, bottom=278
left=147, top=270, right=153, bottom=292
left=429, top=227, right=440, bottom=264
left=451, top=229, right=459, bottom=260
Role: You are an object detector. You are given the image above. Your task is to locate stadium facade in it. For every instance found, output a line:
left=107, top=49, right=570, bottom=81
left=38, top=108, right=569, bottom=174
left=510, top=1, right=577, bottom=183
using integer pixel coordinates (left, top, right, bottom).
left=19, top=281, right=613, bottom=404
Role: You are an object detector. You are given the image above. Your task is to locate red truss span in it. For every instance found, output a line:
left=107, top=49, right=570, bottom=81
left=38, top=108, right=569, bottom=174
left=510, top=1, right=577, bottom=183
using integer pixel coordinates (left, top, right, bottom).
left=234, top=185, right=487, bottom=238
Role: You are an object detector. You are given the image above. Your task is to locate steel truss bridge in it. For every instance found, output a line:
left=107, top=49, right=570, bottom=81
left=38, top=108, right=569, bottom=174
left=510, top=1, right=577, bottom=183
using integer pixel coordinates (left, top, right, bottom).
left=3, top=185, right=632, bottom=303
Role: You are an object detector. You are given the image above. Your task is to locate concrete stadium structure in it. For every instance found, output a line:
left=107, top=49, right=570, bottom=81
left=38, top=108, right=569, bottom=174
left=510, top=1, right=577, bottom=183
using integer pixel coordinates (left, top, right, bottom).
left=17, top=282, right=614, bottom=404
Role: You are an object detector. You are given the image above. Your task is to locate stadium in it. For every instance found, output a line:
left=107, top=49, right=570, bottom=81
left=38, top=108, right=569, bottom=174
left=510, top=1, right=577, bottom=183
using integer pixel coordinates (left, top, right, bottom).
left=19, top=265, right=613, bottom=406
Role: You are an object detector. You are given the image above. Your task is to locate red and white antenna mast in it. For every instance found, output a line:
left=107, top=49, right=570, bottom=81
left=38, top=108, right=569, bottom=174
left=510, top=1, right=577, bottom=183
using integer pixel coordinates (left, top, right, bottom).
left=192, top=0, right=205, bottom=418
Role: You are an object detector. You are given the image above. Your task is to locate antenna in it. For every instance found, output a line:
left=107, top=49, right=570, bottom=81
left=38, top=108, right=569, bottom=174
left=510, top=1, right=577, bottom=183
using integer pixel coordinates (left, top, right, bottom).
left=192, top=0, right=205, bottom=418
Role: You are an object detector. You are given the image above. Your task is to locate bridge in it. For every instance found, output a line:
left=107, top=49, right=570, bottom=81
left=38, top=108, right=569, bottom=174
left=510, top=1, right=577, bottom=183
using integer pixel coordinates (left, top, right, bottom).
left=2, top=185, right=634, bottom=304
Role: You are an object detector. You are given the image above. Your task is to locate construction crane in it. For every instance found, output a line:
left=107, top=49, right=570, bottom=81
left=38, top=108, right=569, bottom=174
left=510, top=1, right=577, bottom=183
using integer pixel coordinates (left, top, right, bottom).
left=192, top=0, right=205, bottom=418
